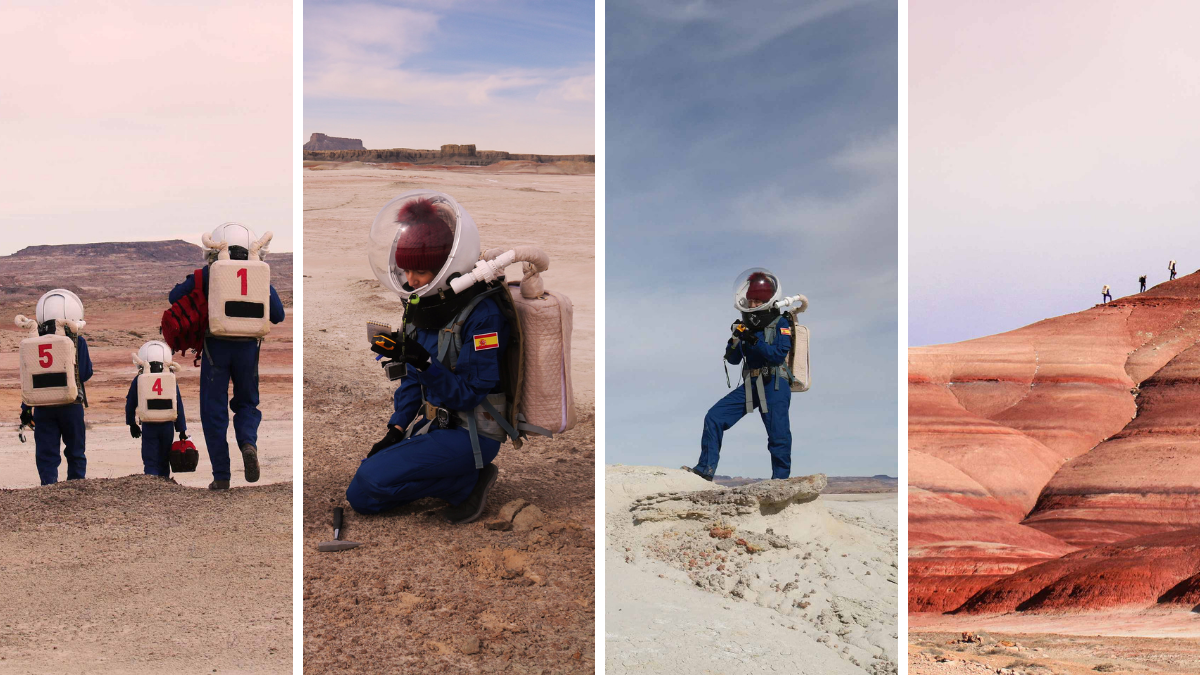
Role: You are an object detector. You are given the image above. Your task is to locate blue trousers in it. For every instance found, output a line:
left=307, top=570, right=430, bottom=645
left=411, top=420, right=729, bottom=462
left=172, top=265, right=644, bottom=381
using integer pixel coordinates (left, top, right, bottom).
left=347, top=423, right=501, bottom=515
left=33, top=404, right=86, bottom=485
left=141, top=422, right=175, bottom=477
left=695, top=375, right=792, bottom=480
left=200, top=338, right=262, bottom=482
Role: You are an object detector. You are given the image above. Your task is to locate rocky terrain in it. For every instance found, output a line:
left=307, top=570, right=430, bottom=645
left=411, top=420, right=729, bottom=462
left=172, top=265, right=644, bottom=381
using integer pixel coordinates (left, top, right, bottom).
left=909, top=270, right=1200, bottom=619
left=303, top=141, right=594, bottom=171
left=304, top=132, right=365, bottom=151
left=714, top=474, right=898, bottom=493
left=302, top=166, right=595, bottom=674
left=607, top=465, right=897, bottom=675
left=0, top=476, right=292, bottom=673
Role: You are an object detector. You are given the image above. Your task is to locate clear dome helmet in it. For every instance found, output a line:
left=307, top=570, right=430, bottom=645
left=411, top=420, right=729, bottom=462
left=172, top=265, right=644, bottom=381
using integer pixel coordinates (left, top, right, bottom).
left=137, top=340, right=172, bottom=372
left=36, top=289, right=85, bottom=325
left=733, top=268, right=782, bottom=314
left=208, top=222, right=263, bottom=261
left=368, top=190, right=480, bottom=300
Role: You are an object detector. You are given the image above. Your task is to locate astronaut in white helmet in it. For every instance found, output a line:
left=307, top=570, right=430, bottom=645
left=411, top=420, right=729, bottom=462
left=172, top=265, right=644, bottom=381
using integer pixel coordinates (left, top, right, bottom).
left=346, top=191, right=513, bottom=524
left=19, top=290, right=94, bottom=485
left=125, top=340, right=189, bottom=477
left=168, top=223, right=285, bottom=490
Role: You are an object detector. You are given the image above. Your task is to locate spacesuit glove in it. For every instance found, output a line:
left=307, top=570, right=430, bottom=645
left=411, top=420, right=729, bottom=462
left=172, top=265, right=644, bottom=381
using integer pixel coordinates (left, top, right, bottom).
left=370, top=332, right=432, bottom=371
left=398, top=338, right=431, bottom=371
left=731, top=323, right=758, bottom=345
left=368, top=426, right=405, bottom=458
left=130, top=423, right=141, bottom=439
left=19, top=408, right=34, bottom=428
left=179, top=431, right=188, bottom=441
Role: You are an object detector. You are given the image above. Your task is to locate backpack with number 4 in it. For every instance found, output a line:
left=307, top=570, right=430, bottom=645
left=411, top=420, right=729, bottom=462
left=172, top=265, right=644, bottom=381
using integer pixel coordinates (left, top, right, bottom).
left=206, top=231, right=273, bottom=338
left=16, top=316, right=85, bottom=407
left=132, top=352, right=178, bottom=423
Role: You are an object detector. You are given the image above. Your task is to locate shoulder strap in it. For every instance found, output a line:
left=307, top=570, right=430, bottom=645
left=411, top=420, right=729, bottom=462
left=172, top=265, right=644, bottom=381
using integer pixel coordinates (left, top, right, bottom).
left=764, top=314, right=782, bottom=345
left=442, top=286, right=505, bottom=370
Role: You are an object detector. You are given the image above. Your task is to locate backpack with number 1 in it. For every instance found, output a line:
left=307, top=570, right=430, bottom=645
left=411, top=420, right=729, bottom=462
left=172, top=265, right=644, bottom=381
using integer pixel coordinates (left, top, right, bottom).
left=208, top=248, right=272, bottom=338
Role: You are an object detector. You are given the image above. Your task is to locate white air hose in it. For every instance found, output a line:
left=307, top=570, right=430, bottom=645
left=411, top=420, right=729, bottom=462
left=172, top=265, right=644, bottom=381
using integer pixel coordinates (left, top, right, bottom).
left=452, top=246, right=551, bottom=298
left=775, top=294, right=809, bottom=312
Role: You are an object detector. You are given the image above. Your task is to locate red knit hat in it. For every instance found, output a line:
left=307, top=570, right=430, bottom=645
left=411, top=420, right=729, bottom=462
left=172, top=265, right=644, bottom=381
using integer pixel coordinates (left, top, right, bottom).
left=746, top=272, right=776, bottom=301
left=393, top=198, right=454, bottom=272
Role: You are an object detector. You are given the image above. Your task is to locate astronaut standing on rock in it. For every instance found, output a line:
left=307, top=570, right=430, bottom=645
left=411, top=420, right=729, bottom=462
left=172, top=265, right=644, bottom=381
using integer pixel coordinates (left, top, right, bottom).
left=348, top=191, right=519, bottom=523
left=169, top=223, right=285, bottom=490
left=686, top=269, right=808, bottom=482
left=16, top=290, right=93, bottom=485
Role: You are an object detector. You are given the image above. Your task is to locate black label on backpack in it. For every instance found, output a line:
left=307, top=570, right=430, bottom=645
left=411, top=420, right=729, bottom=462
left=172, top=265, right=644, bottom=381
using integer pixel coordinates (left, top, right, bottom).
left=147, top=399, right=173, bottom=410
left=32, top=373, right=68, bottom=389
left=225, top=301, right=265, bottom=318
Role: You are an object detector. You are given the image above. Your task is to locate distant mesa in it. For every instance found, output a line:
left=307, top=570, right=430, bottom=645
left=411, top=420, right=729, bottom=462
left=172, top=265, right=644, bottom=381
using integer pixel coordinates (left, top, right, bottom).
left=303, top=133, right=364, bottom=151
left=303, top=137, right=595, bottom=167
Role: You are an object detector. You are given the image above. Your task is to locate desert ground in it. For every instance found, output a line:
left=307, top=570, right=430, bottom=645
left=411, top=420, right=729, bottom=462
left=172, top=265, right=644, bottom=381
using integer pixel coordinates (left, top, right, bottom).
left=302, top=164, right=595, bottom=674
left=605, top=465, right=898, bottom=675
left=0, top=242, right=294, bottom=673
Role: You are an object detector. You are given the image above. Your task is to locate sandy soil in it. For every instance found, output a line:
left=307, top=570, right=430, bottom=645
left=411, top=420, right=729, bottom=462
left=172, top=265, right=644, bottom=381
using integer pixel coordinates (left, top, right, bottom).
left=910, top=623, right=1200, bottom=674
left=605, top=465, right=898, bottom=675
left=0, top=476, right=292, bottom=674
left=302, top=167, right=595, bottom=673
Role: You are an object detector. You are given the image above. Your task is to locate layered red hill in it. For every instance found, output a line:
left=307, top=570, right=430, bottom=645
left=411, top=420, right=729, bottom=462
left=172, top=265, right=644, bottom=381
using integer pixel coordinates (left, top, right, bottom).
left=910, top=270, right=1200, bottom=614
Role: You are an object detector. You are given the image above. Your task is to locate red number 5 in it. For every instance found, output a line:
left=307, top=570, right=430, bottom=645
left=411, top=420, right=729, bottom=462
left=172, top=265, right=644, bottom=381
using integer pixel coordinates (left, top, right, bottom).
left=152, top=378, right=163, bottom=395
left=237, top=268, right=248, bottom=295
left=38, top=344, right=53, bottom=368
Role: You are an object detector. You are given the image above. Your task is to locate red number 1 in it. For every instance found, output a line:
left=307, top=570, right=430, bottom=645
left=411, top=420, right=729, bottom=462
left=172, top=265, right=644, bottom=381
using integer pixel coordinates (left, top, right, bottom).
left=237, top=268, right=248, bottom=295
left=152, top=378, right=163, bottom=395
left=38, top=344, right=53, bottom=368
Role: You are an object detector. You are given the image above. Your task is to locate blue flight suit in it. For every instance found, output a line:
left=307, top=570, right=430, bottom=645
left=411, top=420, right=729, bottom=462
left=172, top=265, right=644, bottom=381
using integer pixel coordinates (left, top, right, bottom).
left=170, top=270, right=286, bottom=481
left=694, top=314, right=793, bottom=480
left=347, top=296, right=511, bottom=515
left=124, top=377, right=188, bottom=477
left=21, top=337, right=92, bottom=485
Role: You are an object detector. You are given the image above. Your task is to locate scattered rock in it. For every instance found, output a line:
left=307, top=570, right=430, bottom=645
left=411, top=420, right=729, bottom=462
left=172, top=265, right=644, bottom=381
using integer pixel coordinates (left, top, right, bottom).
left=498, top=499, right=528, bottom=522
left=512, top=504, right=545, bottom=532
left=459, top=636, right=481, bottom=655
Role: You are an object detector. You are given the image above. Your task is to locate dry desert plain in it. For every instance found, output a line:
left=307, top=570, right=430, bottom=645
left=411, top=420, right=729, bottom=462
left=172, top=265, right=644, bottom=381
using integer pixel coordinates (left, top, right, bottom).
left=0, top=241, right=294, bottom=673
left=302, top=163, right=595, bottom=674
left=909, top=269, right=1200, bottom=673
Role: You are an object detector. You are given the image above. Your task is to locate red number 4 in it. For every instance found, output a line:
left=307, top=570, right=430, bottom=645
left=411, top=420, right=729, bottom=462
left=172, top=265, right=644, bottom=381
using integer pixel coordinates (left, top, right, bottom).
left=38, top=344, right=53, bottom=368
left=237, top=268, right=248, bottom=295
left=152, top=378, right=163, bottom=395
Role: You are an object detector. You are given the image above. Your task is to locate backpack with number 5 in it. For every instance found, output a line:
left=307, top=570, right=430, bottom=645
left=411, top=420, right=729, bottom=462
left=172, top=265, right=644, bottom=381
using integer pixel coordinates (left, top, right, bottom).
left=16, top=316, right=84, bottom=407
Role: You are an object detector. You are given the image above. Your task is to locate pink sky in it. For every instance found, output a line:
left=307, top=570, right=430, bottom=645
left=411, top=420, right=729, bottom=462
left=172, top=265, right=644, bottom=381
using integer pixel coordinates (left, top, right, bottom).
left=910, top=0, right=1200, bottom=345
left=0, top=0, right=292, bottom=255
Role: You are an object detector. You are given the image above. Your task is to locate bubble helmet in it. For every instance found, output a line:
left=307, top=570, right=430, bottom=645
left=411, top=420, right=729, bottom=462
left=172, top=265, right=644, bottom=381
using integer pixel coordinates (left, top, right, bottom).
left=368, top=190, right=481, bottom=300
left=36, top=289, right=85, bottom=325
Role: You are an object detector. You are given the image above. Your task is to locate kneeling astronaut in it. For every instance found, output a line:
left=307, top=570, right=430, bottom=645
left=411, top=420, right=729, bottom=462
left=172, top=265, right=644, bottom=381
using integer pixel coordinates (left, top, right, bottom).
left=348, top=191, right=511, bottom=523
left=689, top=269, right=797, bottom=481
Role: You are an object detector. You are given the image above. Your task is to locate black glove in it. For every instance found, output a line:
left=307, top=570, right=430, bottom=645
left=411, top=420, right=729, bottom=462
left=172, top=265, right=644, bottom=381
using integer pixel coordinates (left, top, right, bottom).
left=20, top=408, right=34, bottom=428
left=731, top=322, right=758, bottom=345
left=370, top=332, right=432, bottom=372
left=179, top=431, right=188, bottom=442
left=130, top=423, right=141, bottom=439
left=368, top=426, right=405, bottom=458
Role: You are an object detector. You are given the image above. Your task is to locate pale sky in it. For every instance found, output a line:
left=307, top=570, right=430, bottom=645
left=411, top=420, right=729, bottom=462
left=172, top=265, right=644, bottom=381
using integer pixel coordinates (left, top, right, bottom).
left=910, top=0, right=1200, bottom=346
left=304, top=0, right=594, bottom=154
left=0, top=0, right=293, bottom=255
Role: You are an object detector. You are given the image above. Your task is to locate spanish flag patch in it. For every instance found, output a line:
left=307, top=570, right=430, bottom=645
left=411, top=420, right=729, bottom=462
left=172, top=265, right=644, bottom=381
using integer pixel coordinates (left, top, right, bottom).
left=779, top=327, right=791, bottom=336
left=473, top=332, right=499, bottom=351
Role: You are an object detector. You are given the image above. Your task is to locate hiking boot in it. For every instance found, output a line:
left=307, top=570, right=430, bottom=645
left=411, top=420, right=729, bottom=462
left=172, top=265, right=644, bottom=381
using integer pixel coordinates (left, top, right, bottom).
left=680, top=465, right=714, bottom=482
left=443, top=464, right=499, bottom=524
left=240, top=442, right=260, bottom=483
left=208, top=480, right=230, bottom=490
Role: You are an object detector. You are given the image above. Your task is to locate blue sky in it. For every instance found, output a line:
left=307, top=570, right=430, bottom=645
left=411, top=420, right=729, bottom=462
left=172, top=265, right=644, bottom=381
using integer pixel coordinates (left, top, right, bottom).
left=304, top=0, right=594, bottom=153
left=606, top=0, right=898, bottom=479
left=910, top=1, right=1200, bottom=347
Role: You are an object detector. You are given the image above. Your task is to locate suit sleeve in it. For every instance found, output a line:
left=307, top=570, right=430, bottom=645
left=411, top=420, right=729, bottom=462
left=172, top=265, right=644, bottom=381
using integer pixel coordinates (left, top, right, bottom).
left=268, top=286, right=286, bottom=324
left=745, top=316, right=791, bottom=363
left=175, top=385, right=187, bottom=434
left=389, top=374, right=423, bottom=430
left=77, top=337, right=93, bottom=383
left=125, top=379, right=138, bottom=426
left=412, top=304, right=505, bottom=412
left=169, top=276, right=195, bottom=305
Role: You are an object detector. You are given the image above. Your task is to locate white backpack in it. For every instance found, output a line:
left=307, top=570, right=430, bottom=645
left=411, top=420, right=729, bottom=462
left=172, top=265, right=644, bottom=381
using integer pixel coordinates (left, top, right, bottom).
left=15, top=316, right=83, bottom=407
left=509, top=284, right=576, bottom=434
left=205, top=231, right=273, bottom=338
left=132, top=353, right=179, bottom=423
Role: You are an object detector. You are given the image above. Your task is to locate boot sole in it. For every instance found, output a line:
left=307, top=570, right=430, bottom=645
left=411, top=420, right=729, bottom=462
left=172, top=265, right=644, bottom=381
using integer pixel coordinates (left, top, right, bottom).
left=448, top=465, right=499, bottom=525
left=241, top=444, right=260, bottom=483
